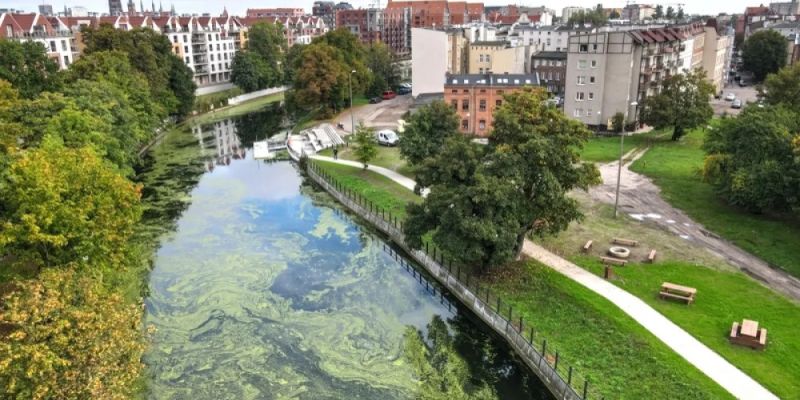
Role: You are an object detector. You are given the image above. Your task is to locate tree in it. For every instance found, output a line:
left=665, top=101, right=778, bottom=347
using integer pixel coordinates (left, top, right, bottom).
left=0, top=40, right=62, bottom=98
left=703, top=107, right=800, bottom=212
left=284, top=43, right=306, bottom=84
left=404, top=88, right=600, bottom=270
left=292, top=43, right=350, bottom=116
left=352, top=123, right=378, bottom=168
left=167, top=55, right=197, bottom=117
left=568, top=9, right=607, bottom=27
left=763, top=63, right=800, bottom=109
left=0, top=267, right=146, bottom=399
left=654, top=5, right=664, bottom=19
left=641, top=68, right=714, bottom=140
left=609, top=9, right=620, bottom=19
left=366, top=42, right=400, bottom=97
left=676, top=7, right=685, bottom=20
left=0, top=144, right=142, bottom=271
left=247, top=22, right=288, bottom=69
left=231, top=51, right=273, bottom=92
left=742, top=30, right=788, bottom=82
left=399, top=100, right=460, bottom=165
left=611, top=111, right=625, bottom=133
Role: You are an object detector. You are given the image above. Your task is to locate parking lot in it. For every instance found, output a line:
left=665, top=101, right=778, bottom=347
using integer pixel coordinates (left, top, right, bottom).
left=711, top=84, right=759, bottom=116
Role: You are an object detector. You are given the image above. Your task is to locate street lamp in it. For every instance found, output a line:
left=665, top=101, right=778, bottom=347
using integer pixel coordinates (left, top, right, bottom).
left=596, top=110, right=602, bottom=136
left=349, top=69, right=356, bottom=134
left=613, top=101, right=638, bottom=219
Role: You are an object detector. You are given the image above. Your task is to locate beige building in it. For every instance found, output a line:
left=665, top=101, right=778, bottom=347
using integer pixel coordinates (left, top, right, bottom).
left=702, top=26, right=734, bottom=93
left=468, top=41, right=526, bottom=74
left=411, top=27, right=470, bottom=97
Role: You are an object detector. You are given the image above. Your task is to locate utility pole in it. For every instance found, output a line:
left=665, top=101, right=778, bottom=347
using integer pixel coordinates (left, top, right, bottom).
left=349, top=70, right=356, bottom=134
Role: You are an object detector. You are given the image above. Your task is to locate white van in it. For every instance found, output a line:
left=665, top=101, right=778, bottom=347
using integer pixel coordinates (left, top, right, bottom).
left=376, top=130, right=399, bottom=146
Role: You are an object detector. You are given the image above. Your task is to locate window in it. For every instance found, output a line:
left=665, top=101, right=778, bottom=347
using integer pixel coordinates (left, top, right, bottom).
left=587, top=108, right=593, bottom=116
left=591, top=60, right=597, bottom=67
left=211, top=64, right=215, bottom=71
left=479, top=120, right=486, bottom=130
left=184, top=45, right=189, bottom=53
left=209, top=44, right=213, bottom=51
left=224, top=53, right=228, bottom=60
left=479, top=68, right=483, bottom=74
left=463, top=89, right=469, bottom=93
left=185, top=56, right=190, bottom=64
left=173, top=35, right=178, bottom=42
left=589, top=76, right=596, bottom=83
left=479, top=99, right=486, bottom=111
left=576, top=92, right=585, bottom=101
left=183, top=34, right=187, bottom=42
left=579, top=44, right=588, bottom=52
left=451, top=89, right=458, bottom=94
left=216, top=44, right=220, bottom=51
left=496, top=99, right=502, bottom=107
left=555, top=72, right=560, bottom=80
left=462, top=99, right=469, bottom=111
left=462, top=119, right=468, bottom=130
left=577, top=76, right=586, bottom=85
left=451, top=100, right=458, bottom=109
left=61, top=40, right=67, bottom=51
left=216, top=34, right=220, bottom=40
left=485, top=55, right=491, bottom=62
left=578, top=60, right=588, bottom=69
left=480, top=89, right=486, bottom=93
left=210, top=54, right=214, bottom=61
left=479, top=54, right=484, bottom=62
left=207, top=34, right=212, bottom=40
left=588, top=92, right=594, bottom=100
left=49, top=41, right=56, bottom=52
left=574, top=108, right=583, bottom=117
left=63, top=55, right=69, bottom=66
left=592, top=44, right=598, bottom=50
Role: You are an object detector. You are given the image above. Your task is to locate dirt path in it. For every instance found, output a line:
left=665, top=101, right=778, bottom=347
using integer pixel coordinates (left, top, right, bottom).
left=590, top=149, right=800, bottom=300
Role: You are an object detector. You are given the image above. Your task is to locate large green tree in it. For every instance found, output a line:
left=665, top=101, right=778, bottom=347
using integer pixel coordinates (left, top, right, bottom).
left=568, top=9, right=607, bottom=26
left=404, top=88, right=599, bottom=270
left=353, top=122, right=378, bottom=168
left=398, top=100, right=460, bottom=165
left=231, top=22, right=286, bottom=92
left=0, top=40, right=62, bottom=98
left=641, top=68, right=714, bottom=140
left=292, top=43, right=351, bottom=116
left=763, top=63, right=800, bottom=109
left=366, top=42, right=399, bottom=97
left=231, top=51, right=273, bottom=92
left=742, top=30, right=788, bottom=82
left=703, top=107, right=800, bottom=212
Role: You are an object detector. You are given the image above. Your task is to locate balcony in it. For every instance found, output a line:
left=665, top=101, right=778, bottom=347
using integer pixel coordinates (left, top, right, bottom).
left=193, top=55, right=208, bottom=65
left=194, top=66, right=209, bottom=75
left=12, top=30, right=73, bottom=39
left=192, top=45, right=207, bottom=54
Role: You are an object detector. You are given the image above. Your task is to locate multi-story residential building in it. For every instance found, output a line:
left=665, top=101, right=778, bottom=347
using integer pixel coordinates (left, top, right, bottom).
left=158, top=16, right=237, bottom=86
left=39, top=4, right=54, bottom=16
left=516, top=25, right=592, bottom=52
left=108, top=0, right=124, bottom=16
left=622, top=4, right=656, bottom=22
left=336, top=8, right=382, bottom=44
left=313, top=1, right=336, bottom=28
left=0, top=12, right=75, bottom=69
left=531, top=51, right=567, bottom=95
left=246, top=8, right=305, bottom=18
left=702, top=21, right=735, bottom=93
left=411, top=27, right=469, bottom=96
left=468, top=40, right=526, bottom=74
left=769, top=0, right=800, bottom=16
left=444, top=73, right=541, bottom=136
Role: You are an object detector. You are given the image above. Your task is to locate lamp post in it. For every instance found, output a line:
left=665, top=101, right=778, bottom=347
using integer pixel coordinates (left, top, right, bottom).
left=613, top=101, right=638, bottom=219
left=596, top=110, right=602, bottom=136
left=348, top=69, right=356, bottom=134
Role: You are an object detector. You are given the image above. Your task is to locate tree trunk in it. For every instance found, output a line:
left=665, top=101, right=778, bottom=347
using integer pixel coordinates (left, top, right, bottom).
left=671, top=124, right=684, bottom=141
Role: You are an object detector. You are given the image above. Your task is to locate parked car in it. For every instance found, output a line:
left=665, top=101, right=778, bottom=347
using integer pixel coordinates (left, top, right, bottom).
left=731, top=99, right=743, bottom=109
left=376, top=129, right=399, bottom=146
left=397, top=86, right=411, bottom=95
left=725, top=93, right=736, bottom=101
left=738, top=80, right=749, bottom=87
left=369, top=97, right=382, bottom=104
left=382, top=90, right=397, bottom=100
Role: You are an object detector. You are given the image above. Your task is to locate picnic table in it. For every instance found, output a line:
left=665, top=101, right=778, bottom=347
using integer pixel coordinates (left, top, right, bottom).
left=659, top=282, right=697, bottom=304
left=730, top=319, right=768, bottom=350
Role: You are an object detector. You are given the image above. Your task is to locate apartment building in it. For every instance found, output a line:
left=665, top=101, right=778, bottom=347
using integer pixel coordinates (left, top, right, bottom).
left=246, top=8, right=305, bottom=18
left=444, top=73, right=541, bottom=136
left=160, top=16, right=237, bottom=86
left=702, top=22, right=734, bottom=93
left=336, top=8, right=382, bottom=44
left=622, top=4, right=656, bottom=22
left=468, top=40, right=526, bottom=74
left=561, top=6, right=585, bottom=22
left=0, top=12, right=75, bottom=69
left=516, top=25, right=591, bottom=52
left=313, top=1, right=336, bottom=28
left=531, top=51, right=567, bottom=95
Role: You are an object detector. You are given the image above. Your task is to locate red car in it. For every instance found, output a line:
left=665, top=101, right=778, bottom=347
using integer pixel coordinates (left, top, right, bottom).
left=382, top=90, right=396, bottom=100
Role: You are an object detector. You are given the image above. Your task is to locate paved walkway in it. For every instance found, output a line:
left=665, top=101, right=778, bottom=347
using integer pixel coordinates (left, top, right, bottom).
left=312, top=156, right=777, bottom=400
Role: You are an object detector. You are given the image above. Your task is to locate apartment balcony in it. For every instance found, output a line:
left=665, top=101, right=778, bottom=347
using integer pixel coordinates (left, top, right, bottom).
left=194, top=66, right=209, bottom=75
left=192, top=45, right=207, bottom=54
left=11, top=30, right=73, bottom=39
left=192, top=33, right=208, bottom=43
left=193, top=55, right=208, bottom=65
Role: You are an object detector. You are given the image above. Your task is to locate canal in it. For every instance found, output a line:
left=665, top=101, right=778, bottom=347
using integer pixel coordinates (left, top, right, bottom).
left=138, top=105, right=553, bottom=399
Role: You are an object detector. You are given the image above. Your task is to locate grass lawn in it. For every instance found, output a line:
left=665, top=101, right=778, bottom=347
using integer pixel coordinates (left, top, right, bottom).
left=313, top=160, right=731, bottom=399
left=629, top=128, right=800, bottom=277
left=313, top=160, right=420, bottom=220
left=193, top=87, right=243, bottom=112
left=191, top=92, right=285, bottom=125
left=580, top=130, right=667, bottom=162
left=483, top=261, right=732, bottom=400
left=319, top=145, right=415, bottom=177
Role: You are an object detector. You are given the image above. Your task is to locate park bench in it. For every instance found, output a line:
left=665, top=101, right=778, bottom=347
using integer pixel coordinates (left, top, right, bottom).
left=613, top=238, right=639, bottom=247
left=600, top=256, right=627, bottom=266
left=582, top=240, right=593, bottom=253
left=659, top=282, right=696, bottom=304
left=646, top=249, right=657, bottom=263
left=729, top=319, right=767, bottom=350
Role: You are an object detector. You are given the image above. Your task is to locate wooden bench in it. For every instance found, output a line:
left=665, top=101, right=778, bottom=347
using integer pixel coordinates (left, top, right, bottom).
left=600, top=256, right=627, bottom=266
left=729, top=320, right=767, bottom=350
left=582, top=240, right=593, bottom=253
left=646, top=249, right=657, bottom=263
left=659, top=282, right=696, bottom=304
left=613, top=238, right=639, bottom=247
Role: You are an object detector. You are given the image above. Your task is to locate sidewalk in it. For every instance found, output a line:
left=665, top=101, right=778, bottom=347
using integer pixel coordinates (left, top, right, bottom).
left=311, top=155, right=778, bottom=400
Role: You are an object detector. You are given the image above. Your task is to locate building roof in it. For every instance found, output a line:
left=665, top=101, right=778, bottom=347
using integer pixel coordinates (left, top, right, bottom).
left=531, top=51, right=567, bottom=60
left=445, top=73, right=541, bottom=87
left=470, top=40, right=507, bottom=46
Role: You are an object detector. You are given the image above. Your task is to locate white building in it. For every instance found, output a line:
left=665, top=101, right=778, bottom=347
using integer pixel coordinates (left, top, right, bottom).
left=0, top=12, right=75, bottom=69
left=516, top=25, right=592, bottom=53
left=411, top=27, right=450, bottom=97
left=161, top=16, right=237, bottom=87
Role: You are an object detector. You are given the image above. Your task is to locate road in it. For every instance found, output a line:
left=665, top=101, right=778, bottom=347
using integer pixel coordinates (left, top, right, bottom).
left=335, top=95, right=413, bottom=135
left=711, top=84, right=758, bottom=116
left=590, top=148, right=800, bottom=301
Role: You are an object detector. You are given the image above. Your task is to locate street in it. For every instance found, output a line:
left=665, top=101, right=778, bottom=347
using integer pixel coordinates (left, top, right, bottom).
left=335, top=94, right=413, bottom=135
left=711, top=83, right=759, bottom=116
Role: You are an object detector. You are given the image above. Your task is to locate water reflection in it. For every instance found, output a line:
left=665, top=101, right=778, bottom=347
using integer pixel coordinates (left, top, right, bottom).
left=139, top=108, right=551, bottom=400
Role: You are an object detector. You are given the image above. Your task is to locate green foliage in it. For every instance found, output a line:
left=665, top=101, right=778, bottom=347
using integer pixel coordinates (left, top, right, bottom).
left=365, top=42, right=399, bottom=97
left=702, top=107, right=799, bottom=212
left=611, top=111, right=625, bottom=133
left=398, top=100, right=460, bottom=165
left=742, top=30, right=788, bottom=82
left=641, top=68, right=714, bottom=140
left=763, top=63, right=800, bottom=109
left=231, top=22, right=286, bottom=92
left=405, top=88, right=600, bottom=269
left=0, top=144, right=142, bottom=271
left=666, top=5, right=675, bottom=19
left=247, top=22, right=288, bottom=67
left=231, top=51, right=273, bottom=92
left=353, top=123, right=378, bottom=168
left=0, top=267, right=146, bottom=400
left=403, top=317, right=498, bottom=400
left=0, top=40, right=62, bottom=98
left=292, top=43, right=351, bottom=116
left=568, top=9, right=607, bottom=26
left=283, top=43, right=306, bottom=84
left=81, top=25, right=196, bottom=117
left=654, top=4, right=664, bottom=19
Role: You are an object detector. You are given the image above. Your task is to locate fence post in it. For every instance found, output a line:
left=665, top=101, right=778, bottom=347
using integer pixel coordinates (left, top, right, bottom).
left=568, top=366, right=573, bottom=385
left=519, top=316, right=523, bottom=333
left=542, top=340, right=547, bottom=359
left=496, top=298, right=501, bottom=314
left=529, top=327, right=534, bottom=344
left=554, top=351, right=559, bottom=371
left=583, top=380, right=589, bottom=400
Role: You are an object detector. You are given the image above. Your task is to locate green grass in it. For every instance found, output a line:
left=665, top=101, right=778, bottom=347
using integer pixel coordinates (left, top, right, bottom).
left=629, top=129, right=800, bottom=277
left=580, top=130, right=666, bottom=162
left=193, top=87, right=243, bottom=113
left=314, top=160, right=420, bottom=220
left=319, top=145, right=415, bottom=177
left=190, top=92, right=285, bottom=125
left=483, top=261, right=732, bottom=400
left=570, top=257, right=800, bottom=399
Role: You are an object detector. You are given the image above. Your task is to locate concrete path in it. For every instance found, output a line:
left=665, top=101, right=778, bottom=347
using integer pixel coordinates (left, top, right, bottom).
left=311, top=155, right=778, bottom=400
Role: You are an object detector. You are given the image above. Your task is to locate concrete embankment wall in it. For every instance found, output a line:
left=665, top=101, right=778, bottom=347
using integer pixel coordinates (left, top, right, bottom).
left=306, top=163, right=589, bottom=400
left=227, top=86, right=287, bottom=106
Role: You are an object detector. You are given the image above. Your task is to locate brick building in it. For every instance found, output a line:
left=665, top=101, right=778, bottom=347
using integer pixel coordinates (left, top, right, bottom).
left=444, top=73, right=541, bottom=136
left=336, top=8, right=382, bottom=44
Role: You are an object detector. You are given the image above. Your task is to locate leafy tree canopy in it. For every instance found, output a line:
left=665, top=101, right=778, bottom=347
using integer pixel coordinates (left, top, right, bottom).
left=641, top=68, right=714, bottom=140
left=292, top=43, right=351, bottom=116
left=231, top=22, right=287, bottom=92
left=0, top=40, right=62, bottom=98
left=231, top=51, right=274, bottom=92
left=366, top=42, right=400, bottom=97
left=353, top=122, right=378, bottom=168
left=568, top=9, right=607, bottom=27
left=743, top=30, right=788, bottom=82
left=763, top=63, right=800, bottom=109
left=404, top=88, right=599, bottom=270
left=398, top=100, right=460, bottom=166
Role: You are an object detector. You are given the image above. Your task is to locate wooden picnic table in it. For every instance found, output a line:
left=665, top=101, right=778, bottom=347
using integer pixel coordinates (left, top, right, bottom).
left=730, top=319, right=768, bottom=350
left=741, top=319, right=759, bottom=338
left=659, top=282, right=697, bottom=304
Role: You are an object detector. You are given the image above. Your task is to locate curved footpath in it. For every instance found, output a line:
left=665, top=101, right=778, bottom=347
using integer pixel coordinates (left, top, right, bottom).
left=309, top=154, right=778, bottom=400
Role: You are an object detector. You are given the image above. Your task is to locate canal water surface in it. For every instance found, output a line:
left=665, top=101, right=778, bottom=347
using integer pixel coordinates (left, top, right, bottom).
left=139, top=107, right=552, bottom=399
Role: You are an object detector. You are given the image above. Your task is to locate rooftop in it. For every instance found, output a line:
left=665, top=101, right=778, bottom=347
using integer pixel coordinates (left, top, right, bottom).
left=445, top=73, right=541, bottom=87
